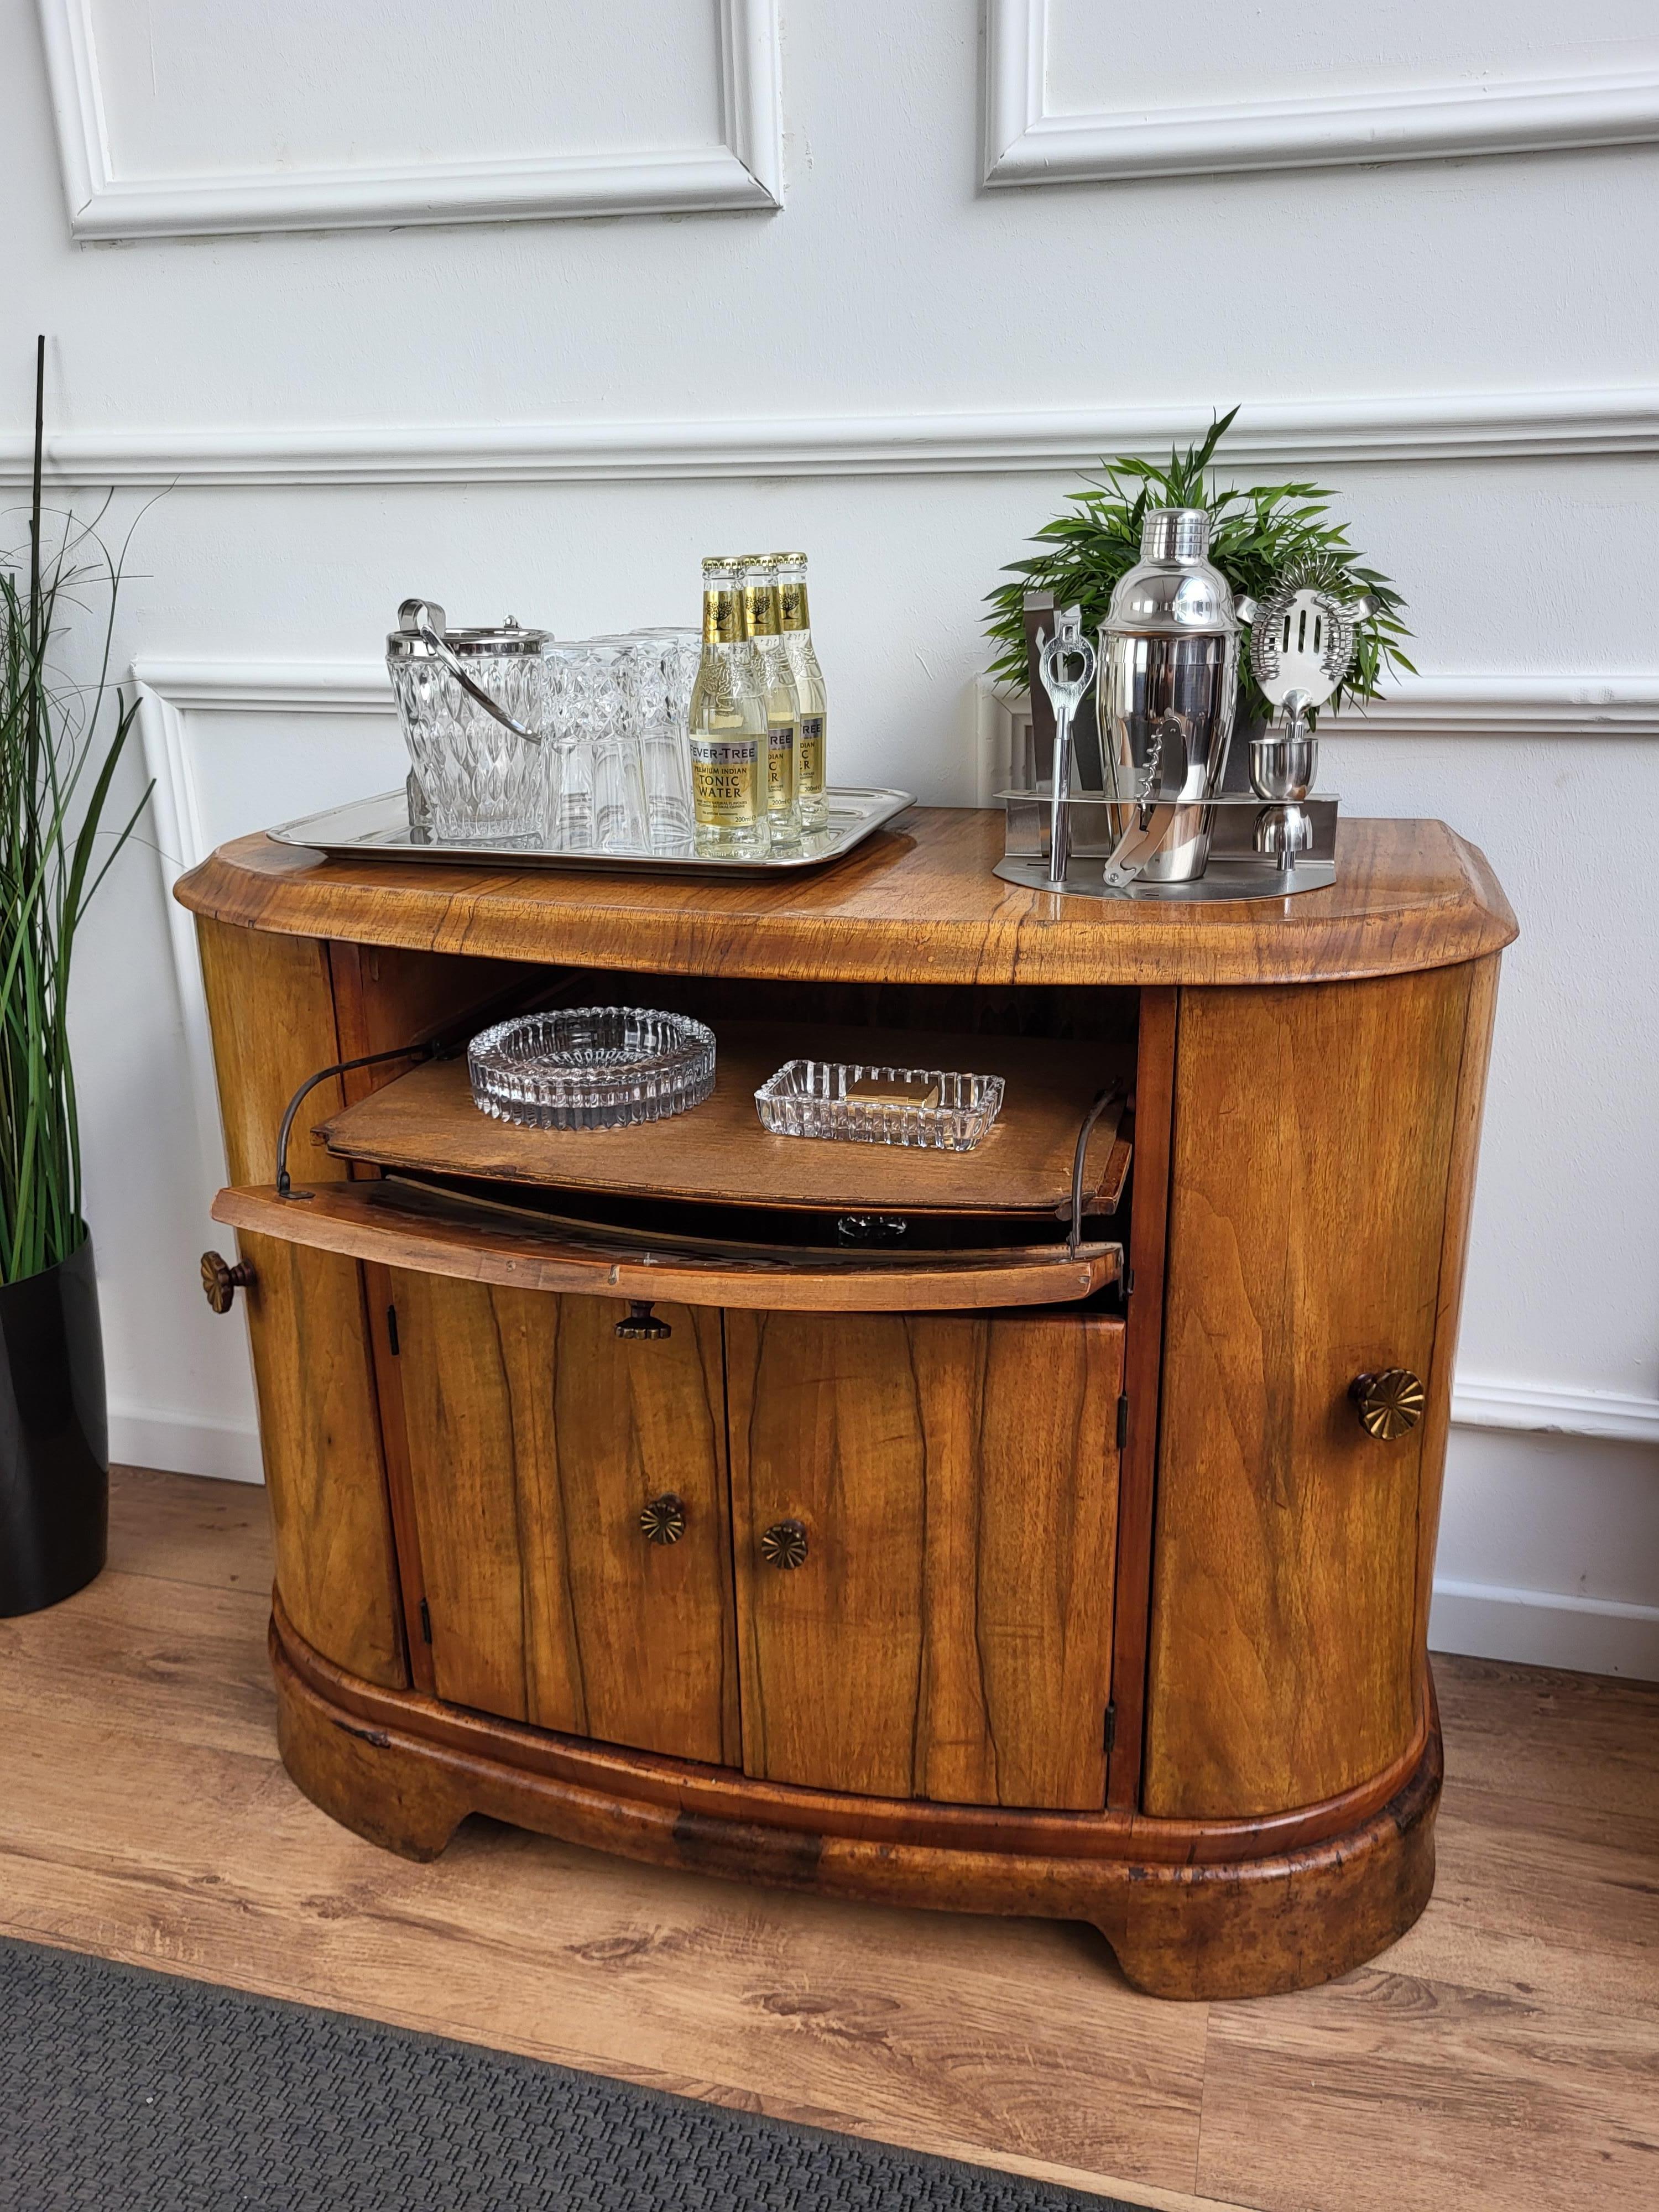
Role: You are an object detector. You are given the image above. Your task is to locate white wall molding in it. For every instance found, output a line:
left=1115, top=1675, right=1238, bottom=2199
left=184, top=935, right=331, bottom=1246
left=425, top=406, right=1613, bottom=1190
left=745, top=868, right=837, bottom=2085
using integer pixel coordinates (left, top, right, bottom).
left=7, top=385, right=1659, bottom=489
left=1430, top=1579, right=1659, bottom=1679
left=35, top=0, right=782, bottom=239
left=1451, top=1378, right=1659, bottom=1446
left=977, top=671, right=1659, bottom=802
left=109, top=1400, right=264, bottom=1486
left=1329, top=677, right=1659, bottom=740
left=983, top=0, right=1659, bottom=186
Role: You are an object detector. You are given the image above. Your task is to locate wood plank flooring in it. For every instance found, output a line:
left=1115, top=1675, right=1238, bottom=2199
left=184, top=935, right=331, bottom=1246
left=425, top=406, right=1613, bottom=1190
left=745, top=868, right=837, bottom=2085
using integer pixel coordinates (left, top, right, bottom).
left=2, top=1465, right=1655, bottom=2211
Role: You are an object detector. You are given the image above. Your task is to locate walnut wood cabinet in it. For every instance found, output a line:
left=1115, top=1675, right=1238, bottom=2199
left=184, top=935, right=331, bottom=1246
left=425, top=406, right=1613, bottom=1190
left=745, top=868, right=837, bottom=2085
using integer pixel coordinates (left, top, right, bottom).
left=178, top=810, right=1514, bottom=2000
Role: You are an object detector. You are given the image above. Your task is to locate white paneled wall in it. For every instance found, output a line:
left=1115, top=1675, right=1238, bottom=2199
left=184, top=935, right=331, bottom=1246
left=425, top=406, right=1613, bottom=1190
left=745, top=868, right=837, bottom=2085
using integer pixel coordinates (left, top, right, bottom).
left=6, top=0, right=1656, bottom=1673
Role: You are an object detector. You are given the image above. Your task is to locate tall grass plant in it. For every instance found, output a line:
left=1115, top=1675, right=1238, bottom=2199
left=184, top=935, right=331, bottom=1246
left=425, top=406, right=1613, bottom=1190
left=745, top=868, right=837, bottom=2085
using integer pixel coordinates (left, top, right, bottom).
left=1, top=341, right=149, bottom=1285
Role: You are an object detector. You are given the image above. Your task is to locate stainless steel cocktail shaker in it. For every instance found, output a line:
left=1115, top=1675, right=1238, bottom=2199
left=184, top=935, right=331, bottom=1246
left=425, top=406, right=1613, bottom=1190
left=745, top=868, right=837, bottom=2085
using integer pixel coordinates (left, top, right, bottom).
left=1098, top=508, right=1243, bottom=884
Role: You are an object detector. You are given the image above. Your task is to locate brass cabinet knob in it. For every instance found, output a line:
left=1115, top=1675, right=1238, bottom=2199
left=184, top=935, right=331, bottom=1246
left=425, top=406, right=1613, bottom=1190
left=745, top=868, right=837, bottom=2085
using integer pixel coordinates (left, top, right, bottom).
left=760, top=1519, right=809, bottom=1570
left=1350, top=1368, right=1426, bottom=1441
left=615, top=1301, right=671, bottom=1340
left=639, top=1494, right=686, bottom=1546
left=200, top=1251, right=255, bottom=1314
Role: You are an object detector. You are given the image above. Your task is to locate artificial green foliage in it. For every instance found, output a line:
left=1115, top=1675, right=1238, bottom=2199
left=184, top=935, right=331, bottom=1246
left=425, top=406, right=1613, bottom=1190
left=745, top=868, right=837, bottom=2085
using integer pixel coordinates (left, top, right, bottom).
left=1, top=347, right=149, bottom=1283
left=984, top=409, right=1416, bottom=722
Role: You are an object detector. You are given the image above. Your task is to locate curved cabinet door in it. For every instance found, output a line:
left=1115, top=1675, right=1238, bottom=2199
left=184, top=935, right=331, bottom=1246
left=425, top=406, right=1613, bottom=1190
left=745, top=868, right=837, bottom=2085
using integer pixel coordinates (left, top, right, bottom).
left=1144, top=966, right=1479, bottom=1819
left=727, top=1308, right=1124, bottom=1809
left=388, top=1274, right=739, bottom=1766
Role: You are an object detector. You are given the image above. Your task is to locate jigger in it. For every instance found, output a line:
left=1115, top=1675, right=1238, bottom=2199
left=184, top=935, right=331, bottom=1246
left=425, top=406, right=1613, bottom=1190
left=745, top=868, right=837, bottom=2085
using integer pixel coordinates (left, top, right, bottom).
left=1036, top=607, right=1097, bottom=890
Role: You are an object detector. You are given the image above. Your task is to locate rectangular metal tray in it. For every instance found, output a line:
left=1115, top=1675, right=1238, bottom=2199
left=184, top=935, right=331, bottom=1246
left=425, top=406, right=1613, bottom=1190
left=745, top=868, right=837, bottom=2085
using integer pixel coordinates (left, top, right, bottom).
left=267, top=785, right=915, bottom=876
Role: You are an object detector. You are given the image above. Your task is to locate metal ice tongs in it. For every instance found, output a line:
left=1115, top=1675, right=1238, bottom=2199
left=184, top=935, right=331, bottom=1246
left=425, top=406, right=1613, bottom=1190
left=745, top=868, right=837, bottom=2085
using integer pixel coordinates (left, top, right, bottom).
left=1036, top=607, right=1097, bottom=891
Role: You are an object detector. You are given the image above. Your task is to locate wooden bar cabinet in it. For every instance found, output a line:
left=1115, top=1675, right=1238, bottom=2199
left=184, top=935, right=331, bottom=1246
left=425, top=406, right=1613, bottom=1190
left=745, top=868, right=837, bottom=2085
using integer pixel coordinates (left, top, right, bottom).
left=177, top=808, right=1514, bottom=2000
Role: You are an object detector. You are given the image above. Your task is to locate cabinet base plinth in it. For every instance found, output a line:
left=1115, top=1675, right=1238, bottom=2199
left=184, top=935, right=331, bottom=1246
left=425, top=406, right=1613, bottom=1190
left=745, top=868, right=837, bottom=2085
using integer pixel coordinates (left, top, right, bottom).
left=273, top=1610, right=1439, bottom=2002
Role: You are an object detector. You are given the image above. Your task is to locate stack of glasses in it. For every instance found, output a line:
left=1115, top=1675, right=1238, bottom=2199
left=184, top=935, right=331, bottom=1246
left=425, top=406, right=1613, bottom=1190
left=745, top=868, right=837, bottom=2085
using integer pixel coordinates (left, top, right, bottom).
left=546, top=629, right=702, bottom=855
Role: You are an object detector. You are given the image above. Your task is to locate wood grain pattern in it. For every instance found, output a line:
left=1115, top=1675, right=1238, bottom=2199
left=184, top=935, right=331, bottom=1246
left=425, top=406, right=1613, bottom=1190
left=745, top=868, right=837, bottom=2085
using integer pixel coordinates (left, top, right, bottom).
left=325, top=940, right=538, bottom=1076
left=271, top=1608, right=1440, bottom=2000
left=273, top=1583, right=1429, bottom=1867
left=105, top=1462, right=271, bottom=1594
left=213, top=1179, right=1120, bottom=1311
left=320, top=1022, right=1132, bottom=1219
left=9, top=1472, right=1653, bottom=2212
left=1107, top=984, right=1177, bottom=1808
left=1144, top=967, right=1473, bottom=1819
left=1198, top=1968, right=1659, bottom=2212
left=195, top=916, right=405, bottom=1689
left=389, top=1276, right=738, bottom=1766
left=724, top=1310, right=1123, bottom=1809
left=1411, top=952, right=1503, bottom=1687
left=324, top=941, right=560, bottom=1700
left=175, top=813, right=1517, bottom=990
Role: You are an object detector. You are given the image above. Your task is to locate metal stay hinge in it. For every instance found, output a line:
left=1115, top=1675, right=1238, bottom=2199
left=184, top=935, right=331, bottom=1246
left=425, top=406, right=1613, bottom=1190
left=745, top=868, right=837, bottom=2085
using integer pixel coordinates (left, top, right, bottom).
left=1103, top=1702, right=1117, bottom=1755
left=1116, top=1393, right=1129, bottom=1451
left=386, top=1304, right=400, bottom=1356
left=418, top=1597, right=432, bottom=1645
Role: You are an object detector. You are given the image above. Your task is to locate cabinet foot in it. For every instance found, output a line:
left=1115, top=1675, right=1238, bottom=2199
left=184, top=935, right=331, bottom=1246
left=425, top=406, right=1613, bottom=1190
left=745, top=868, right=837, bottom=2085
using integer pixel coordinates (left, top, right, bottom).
left=276, top=1646, right=468, bottom=1863
left=1091, top=1760, right=1438, bottom=2000
left=270, top=1609, right=1441, bottom=1998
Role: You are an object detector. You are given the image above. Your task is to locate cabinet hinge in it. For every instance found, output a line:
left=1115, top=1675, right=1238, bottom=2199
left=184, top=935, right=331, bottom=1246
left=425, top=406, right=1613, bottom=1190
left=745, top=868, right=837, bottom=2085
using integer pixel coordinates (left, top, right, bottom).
left=1103, top=1702, right=1117, bottom=1755
left=386, top=1304, right=400, bottom=1355
left=1116, top=1393, right=1129, bottom=1450
left=1123, top=1264, right=1135, bottom=1297
left=418, top=1597, right=432, bottom=1645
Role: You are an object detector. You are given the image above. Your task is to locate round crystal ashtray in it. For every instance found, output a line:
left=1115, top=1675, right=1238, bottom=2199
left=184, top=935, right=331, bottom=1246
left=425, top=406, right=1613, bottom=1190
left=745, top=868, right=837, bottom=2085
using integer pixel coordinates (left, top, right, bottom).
left=467, top=1007, right=716, bottom=1131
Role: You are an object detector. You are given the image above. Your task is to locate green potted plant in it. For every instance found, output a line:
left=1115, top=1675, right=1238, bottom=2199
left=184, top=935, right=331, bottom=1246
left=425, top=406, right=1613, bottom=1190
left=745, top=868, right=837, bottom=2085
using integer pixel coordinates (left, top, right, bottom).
left=984, top=409, right=1415, bottom=733
left=1, top=341, right=148, bottom=1616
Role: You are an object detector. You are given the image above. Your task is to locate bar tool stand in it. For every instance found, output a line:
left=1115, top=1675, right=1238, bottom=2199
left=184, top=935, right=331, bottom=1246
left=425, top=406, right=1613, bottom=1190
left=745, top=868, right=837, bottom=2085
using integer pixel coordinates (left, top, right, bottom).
left=995, top=525, right=1351, bottom=905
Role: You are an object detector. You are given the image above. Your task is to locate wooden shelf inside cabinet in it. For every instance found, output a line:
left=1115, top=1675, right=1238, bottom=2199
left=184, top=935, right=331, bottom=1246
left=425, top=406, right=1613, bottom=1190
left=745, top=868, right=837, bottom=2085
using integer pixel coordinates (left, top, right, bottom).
left=317, top=1020, right=1132, bottom=1220
left=212, top=1175, right=1121, bottom=1312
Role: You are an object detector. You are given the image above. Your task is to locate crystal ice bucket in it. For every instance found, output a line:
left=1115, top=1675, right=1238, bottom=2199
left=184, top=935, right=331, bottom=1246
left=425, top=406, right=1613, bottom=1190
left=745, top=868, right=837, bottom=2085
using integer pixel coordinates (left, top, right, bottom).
left=387, top=599, right=551, bottom=845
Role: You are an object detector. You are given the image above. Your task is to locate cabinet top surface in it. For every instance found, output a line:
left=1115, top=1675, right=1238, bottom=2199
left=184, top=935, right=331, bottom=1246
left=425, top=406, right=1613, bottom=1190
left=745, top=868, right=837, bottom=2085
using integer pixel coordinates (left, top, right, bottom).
left=176, top=808, right=1515, bottom=987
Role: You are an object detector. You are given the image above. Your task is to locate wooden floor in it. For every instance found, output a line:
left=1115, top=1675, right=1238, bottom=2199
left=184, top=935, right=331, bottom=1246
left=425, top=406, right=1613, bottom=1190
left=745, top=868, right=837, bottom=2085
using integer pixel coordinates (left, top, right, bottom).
left=2, top=1468, right=1655, bottom=2211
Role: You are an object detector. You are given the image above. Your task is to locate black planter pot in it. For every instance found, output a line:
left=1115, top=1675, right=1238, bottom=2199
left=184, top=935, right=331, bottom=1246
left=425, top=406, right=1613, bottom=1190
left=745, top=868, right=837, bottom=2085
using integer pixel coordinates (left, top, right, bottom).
left=0, top=1233, right=108, bottom=1618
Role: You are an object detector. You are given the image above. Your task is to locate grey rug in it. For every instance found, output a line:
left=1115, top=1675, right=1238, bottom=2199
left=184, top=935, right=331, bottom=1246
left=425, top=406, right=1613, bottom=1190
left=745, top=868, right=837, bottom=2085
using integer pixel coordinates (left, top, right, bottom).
left=0, top=1937, right=1146, bottom=2211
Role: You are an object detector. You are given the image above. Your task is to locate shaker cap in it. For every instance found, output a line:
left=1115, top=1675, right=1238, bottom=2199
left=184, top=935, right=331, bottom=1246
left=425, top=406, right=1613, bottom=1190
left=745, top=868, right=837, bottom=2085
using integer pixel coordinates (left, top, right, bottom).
left=1104, top=508, right=1240, bottom=637
left=1140, top=508, right=1211, bottom=563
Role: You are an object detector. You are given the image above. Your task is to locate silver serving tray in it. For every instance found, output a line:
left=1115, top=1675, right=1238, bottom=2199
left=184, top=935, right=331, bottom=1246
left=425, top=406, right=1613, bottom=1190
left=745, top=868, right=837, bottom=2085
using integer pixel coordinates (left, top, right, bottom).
left=266, top=786, right=915, bottom=876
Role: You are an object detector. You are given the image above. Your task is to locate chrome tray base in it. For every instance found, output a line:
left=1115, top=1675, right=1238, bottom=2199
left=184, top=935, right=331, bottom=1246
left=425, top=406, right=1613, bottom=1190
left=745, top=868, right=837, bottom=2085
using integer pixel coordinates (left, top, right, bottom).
left=267, top=786, right=914, bottom=876
left=994, top=855, right=1336, bottom=902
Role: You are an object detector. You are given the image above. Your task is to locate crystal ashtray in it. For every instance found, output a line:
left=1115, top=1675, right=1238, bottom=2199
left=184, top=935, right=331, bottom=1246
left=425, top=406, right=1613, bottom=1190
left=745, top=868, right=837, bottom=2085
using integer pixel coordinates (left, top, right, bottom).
left=468, top=1007, right=716, bottom=1131
left=754, top=1060, right=1004, bottom=1151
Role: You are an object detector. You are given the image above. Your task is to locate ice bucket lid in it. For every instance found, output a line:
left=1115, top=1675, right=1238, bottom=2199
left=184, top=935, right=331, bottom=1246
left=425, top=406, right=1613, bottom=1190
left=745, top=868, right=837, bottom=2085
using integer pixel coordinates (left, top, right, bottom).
left=387, top=599, right=550, bottom=658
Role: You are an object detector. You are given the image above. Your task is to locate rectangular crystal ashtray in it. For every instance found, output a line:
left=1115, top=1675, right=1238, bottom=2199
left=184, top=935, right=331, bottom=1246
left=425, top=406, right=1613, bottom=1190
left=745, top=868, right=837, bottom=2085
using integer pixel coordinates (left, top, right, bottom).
left=754, top=1060, right=1005, bottom=1151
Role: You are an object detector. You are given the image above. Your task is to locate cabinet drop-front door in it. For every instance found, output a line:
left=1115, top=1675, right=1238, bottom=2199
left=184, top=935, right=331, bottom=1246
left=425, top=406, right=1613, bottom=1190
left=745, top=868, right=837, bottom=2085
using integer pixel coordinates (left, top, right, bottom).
left=389, top=1273, right=739, bottom=1765
left=726, top=1309, right=1124, bottom=1809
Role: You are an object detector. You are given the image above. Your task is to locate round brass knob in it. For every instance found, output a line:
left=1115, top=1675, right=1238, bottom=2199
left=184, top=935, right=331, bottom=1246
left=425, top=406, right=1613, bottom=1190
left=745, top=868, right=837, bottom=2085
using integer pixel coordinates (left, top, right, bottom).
left=200, top=1251, right=255, bottom=1314
left=615, top=1301, right=671, bottom=1340
left=1350, top=1368, right=1426, bottom=1442
left=760, top=1519, right=809, bottom=1570
left=639, top=1494, right=686, bottom=1546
